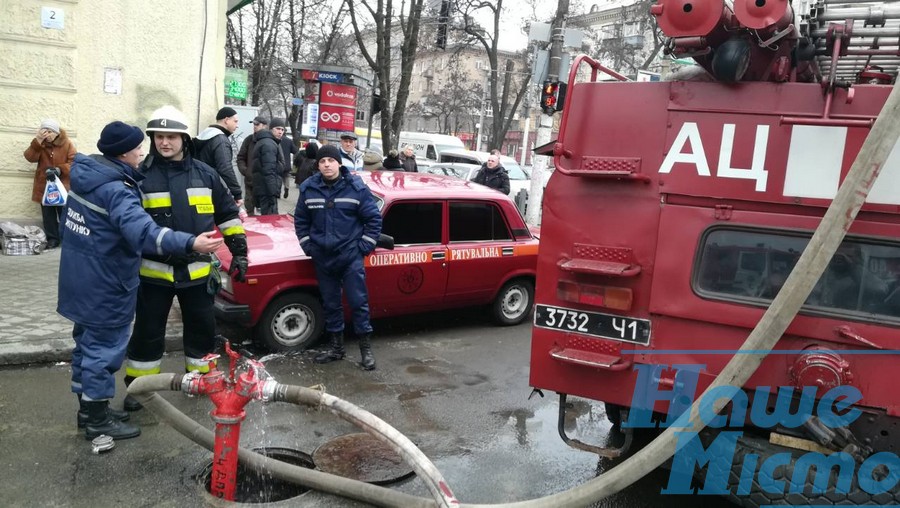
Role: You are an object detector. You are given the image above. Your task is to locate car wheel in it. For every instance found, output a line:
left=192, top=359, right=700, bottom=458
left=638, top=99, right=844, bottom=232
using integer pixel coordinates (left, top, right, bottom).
left=492, top=278, right=534, bottom=325
left=257, top=293, right=325, bottom=352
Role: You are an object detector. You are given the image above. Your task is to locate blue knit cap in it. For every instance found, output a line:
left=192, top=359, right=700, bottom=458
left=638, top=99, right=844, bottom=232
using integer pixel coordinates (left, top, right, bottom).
left=97, top=121, right=144, bottom=156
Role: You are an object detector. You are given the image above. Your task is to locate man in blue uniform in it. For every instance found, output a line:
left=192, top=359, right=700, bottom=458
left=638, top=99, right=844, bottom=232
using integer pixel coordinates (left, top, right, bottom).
left=58, top=121, right=223, bottom=440
left=124, top=106, right=249, bottom=411
left=294, top=144, right=382, bottom=370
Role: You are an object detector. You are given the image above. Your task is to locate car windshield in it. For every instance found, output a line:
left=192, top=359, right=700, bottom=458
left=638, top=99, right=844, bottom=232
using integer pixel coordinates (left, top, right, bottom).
left=502, top=162, right=527, bottom=180
left=427, top=165, right=472, bottom=179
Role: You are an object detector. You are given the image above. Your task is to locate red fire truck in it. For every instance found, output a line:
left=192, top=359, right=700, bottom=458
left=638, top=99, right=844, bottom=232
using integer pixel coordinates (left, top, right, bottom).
left=530, top=0, right=900, bottom=504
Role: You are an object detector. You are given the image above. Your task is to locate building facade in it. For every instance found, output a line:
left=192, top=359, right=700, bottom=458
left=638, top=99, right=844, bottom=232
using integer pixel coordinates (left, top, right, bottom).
left=1, top=0, right=229, bottom=222
left=399, top=45, right=537, bottom=164
left=570, top=0, right=665, bottom=79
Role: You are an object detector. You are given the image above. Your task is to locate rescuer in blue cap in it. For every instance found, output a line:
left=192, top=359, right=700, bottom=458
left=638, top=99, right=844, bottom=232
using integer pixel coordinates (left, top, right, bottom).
left=294, top=144, right=382, bottom=369
left=58, top=120, right=223, bottom=440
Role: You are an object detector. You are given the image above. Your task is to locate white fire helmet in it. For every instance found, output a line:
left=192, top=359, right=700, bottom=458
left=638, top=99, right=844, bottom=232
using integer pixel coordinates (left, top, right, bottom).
left=146, top=105, right=191, bottom=135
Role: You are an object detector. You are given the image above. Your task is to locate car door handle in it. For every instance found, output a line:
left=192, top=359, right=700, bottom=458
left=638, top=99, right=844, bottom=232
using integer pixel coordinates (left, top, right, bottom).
left=431, top=251, right=446, bottom=261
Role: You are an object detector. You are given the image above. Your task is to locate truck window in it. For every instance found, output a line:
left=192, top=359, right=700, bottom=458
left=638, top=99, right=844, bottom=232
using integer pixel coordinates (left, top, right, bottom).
left=426, top=145, right=437, bottom=160
left=449, top=202, right=512, bottom=242
left=694, top=228, right=900, bottom=320
left=382, top=202, right=442, bottom=245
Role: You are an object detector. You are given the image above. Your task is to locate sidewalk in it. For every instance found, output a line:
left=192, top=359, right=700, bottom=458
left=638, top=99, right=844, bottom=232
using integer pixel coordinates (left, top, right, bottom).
left=0, top=247, right=185, bottom=366
left=0, top=192, right=297, bottom=366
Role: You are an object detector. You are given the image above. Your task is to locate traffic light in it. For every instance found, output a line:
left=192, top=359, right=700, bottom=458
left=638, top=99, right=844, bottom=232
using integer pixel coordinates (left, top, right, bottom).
left=371, top=93, right=382, bottom=116
left=541, top=81, right=557, bottom=114
left=540, top=80, right=567, bottom=115
left=436, top=0, right=450, bottom=49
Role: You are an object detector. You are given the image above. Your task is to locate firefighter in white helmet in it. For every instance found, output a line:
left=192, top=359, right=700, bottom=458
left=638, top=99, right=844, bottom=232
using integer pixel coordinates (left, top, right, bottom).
left=123, top=105, right=249, bottom=411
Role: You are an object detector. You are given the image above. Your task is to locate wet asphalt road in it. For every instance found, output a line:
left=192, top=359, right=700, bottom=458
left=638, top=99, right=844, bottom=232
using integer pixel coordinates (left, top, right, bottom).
left=0, top=309, right=731, bottom=507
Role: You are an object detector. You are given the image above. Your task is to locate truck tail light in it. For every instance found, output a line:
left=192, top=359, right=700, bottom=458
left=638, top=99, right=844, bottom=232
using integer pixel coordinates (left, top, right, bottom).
left=557, top=280, right=633, bottom=311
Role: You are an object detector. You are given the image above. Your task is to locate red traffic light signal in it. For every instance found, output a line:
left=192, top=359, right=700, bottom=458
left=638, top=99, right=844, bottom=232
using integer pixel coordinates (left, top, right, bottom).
left=541, top=81, right=559, bottom=114
left=540, top=81, right=566, bottom=115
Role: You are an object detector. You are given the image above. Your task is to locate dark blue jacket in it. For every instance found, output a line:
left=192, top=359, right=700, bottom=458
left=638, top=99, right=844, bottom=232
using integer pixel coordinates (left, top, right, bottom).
left=57, top=154, right=196, bottom=327
left=294, top=167, right=382, bottom=269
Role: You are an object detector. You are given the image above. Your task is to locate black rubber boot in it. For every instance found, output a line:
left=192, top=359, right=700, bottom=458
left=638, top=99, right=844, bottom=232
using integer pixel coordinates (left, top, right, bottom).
left=314, top=332, right=345, bottom=364
left=123, top=376, right=143, bottom=412
left=358, top=333, right=376, bottom=371
left=83, top=400, right=141, bottom=440
left=76, top=394, right=129, bottom=429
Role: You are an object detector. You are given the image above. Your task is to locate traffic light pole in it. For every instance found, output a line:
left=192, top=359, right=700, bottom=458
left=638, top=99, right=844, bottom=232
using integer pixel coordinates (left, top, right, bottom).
left=526, top=0, right=568, bottom=226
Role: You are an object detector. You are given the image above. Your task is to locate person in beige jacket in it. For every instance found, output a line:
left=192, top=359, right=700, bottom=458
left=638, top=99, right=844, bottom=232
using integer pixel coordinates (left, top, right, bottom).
left=23, top=119, right=76, bottom=248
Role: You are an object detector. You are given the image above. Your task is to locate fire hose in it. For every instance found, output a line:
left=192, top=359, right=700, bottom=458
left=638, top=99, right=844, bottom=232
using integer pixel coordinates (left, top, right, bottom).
left=129, top=77, right=900, bottom=507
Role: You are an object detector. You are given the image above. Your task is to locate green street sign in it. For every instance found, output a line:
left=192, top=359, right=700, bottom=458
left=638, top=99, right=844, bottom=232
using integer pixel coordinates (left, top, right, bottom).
left=224, top=67, right=249, bottom=100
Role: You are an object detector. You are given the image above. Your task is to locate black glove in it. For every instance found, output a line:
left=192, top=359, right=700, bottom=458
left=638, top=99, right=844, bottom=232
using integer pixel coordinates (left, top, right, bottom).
left=228, top=255, right=248, bottom=282
left=283, top=187, right=289, bottom=199
left=45, top=167, right=60, bottom=181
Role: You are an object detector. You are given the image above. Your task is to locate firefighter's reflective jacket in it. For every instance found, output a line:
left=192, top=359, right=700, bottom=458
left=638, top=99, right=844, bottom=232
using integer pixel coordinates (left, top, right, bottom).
left=139, top=155, right=247, bottom=286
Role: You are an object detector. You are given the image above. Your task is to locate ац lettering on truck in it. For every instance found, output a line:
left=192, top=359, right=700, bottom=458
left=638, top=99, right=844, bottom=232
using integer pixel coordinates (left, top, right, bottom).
left=529, top=0, right=900, bottom=503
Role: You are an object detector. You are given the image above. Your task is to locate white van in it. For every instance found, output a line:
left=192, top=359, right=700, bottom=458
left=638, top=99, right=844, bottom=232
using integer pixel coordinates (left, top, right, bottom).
left=398, top=132, right=465, bottom=162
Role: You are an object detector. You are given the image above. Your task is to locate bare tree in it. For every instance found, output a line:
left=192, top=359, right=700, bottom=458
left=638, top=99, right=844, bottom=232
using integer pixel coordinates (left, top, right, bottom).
left=454, top=0, right=531, bottom=151
left=346, top=0, right=425, bottom=152
left=584, top=0, right=665, bottom=76
left=227, top=1, right=356, bottom=133
left=420, top=64, right=483, bottom=135
left=225, top=0, right=286, bottom=106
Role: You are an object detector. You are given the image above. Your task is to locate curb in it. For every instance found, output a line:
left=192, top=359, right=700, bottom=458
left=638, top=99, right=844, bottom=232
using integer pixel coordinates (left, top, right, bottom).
left=0, top=335, right=184, bottom=367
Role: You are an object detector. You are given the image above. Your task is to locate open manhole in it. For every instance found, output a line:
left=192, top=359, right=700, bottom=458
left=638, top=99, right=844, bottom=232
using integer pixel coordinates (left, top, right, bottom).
left=197, top=447, right=313, bottom=504
left=313, top=432, right=414, bottom=484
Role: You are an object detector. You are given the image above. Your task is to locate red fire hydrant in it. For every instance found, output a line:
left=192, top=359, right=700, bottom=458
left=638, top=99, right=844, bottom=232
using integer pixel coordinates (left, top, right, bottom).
left=182, top=342, right=272, bottom=501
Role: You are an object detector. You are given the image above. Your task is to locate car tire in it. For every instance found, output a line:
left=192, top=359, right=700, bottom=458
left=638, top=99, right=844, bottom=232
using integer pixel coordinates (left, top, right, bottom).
left=256, top=292, right=325, bottom=352
left=492, top=278, right=534, bottom=325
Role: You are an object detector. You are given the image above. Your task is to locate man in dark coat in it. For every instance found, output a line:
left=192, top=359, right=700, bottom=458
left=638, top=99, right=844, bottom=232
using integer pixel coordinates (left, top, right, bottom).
left=236, top=116, right=268, bottom=215
left=294, top=141, right=319, bottom=184
left=382, top=150, right=404, bottom=171
left=251, top=124, right=285, bottom=215
left=194, top=107, right=242, bottom=204
left=271, top=118, right=298, bottom=198
left=472, top=153, right=510, bottom=195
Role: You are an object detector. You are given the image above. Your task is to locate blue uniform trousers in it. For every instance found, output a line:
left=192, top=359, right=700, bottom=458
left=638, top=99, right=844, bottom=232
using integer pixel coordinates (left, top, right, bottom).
left=314, top=256, right=373, bottom=335
left=70, top=322, right=131, bottom=401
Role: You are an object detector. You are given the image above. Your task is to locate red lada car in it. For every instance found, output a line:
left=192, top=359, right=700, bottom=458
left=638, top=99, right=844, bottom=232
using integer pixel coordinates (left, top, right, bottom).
left=214, top=171, right=539, bottom=352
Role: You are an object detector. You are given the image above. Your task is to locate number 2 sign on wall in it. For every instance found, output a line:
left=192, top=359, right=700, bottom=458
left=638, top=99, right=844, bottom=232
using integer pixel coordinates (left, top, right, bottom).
left=41, top=7, right=65, bottom=30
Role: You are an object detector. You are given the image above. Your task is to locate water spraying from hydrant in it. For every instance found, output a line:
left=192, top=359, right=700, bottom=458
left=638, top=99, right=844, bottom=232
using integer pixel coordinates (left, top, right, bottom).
left=180, top=342, right=277, bottom=501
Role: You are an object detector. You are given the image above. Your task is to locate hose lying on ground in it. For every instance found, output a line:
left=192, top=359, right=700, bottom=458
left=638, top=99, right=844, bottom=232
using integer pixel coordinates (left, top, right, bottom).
left=130, top=77, right=900, bottom=507
left=272, top=383, right=457, bottom=507
left=129, top=374, right=433, bottom=508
